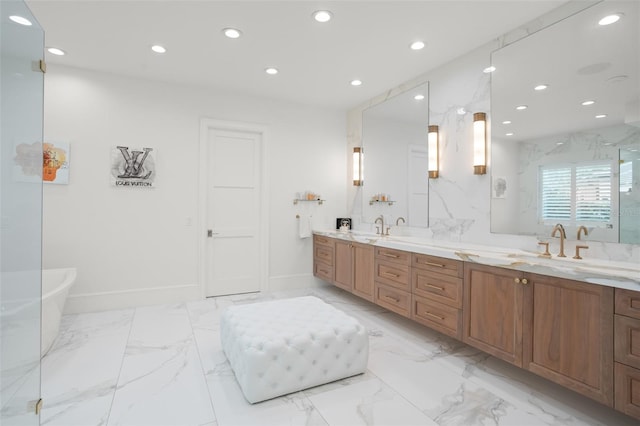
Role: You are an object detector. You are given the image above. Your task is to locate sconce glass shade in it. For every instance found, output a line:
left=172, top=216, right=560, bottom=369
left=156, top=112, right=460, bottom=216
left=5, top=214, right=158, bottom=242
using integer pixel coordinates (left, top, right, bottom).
left=353, top=147, right=363, bottom=186
left=428, top=125, right=439, bottom=178
left=473, top=112, right=487, bottom=175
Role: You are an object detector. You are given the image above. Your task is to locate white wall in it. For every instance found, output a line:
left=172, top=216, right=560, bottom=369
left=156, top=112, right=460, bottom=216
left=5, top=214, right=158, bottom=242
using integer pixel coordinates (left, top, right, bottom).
left=43, top=65, right=346, bottom=313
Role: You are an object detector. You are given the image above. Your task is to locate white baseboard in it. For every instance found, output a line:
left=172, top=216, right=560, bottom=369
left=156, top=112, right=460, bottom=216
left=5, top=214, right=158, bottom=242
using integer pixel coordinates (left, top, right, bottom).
left=268, top=273, right=324, bottom=291
left=64, top=275, right=326, bottom=313
left=64, top=284, right=200, bottom=314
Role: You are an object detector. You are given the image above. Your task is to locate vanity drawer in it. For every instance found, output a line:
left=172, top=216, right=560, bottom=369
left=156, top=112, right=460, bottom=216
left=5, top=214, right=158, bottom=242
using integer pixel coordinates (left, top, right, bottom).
left=375, top=259, right=410, bottom=291
left=313, top=262, right=333, bottom=282
left=412, top=269, right=463, bottom=309
left=375, top=247, right=411, bottom=266
left=314, top=245, right=334, bottom=266
left=313, top=235, right=333, bottom=247
left=615, top=314, right=640, bottom=369
left=616, top=289, right=640, bottom=320
left=412, top=295, right=461, bottom=339
left=375, top=283, right=411, bottom=318
left=413, top=254, right=463, bottom=278
left=615, top=362, right=640, bottom=418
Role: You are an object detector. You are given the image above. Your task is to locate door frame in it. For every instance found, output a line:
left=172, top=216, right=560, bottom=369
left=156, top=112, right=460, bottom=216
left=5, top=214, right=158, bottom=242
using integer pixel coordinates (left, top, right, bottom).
left=198, top=118, right=269, bottom=298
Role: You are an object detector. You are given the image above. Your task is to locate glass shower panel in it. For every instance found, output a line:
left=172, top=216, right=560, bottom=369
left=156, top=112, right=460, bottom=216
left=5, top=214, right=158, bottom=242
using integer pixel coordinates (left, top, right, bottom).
left=1, top=1, right=44, bottom=424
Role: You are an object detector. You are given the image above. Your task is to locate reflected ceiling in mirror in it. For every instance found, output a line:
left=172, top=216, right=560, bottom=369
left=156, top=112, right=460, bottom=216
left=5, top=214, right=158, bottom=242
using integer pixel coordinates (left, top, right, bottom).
left=490, top=0, right=640, bottom=244
left=361, top=82, right=430, bottom=228
left=492, top=1, right=639, bottom=140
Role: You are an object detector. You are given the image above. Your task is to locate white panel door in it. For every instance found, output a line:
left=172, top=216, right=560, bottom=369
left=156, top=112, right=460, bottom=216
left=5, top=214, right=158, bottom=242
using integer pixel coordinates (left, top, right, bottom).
left=206, top=128, right=261, bottom=297
left=408, top=144, right=429, bottom=227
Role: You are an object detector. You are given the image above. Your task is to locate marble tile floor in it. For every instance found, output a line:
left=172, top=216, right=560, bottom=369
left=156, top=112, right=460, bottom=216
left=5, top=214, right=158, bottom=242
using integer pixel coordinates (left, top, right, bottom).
left=41, top=284, right=636, bottom=426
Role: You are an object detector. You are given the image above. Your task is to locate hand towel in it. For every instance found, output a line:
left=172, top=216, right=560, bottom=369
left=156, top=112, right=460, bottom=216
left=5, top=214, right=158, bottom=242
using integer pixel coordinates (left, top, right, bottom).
left=299, top=215, right=312, bottom=239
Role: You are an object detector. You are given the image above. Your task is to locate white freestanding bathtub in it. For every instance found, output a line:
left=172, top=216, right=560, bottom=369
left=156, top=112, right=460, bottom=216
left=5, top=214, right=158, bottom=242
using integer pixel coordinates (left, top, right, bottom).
left=41, top=268, right=77, bottom=357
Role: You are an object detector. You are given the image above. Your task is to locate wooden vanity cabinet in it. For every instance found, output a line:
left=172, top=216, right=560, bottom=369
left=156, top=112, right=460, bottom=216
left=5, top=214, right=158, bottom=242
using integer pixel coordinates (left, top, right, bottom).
left=333, top=239, right=353, bottom=292
left=313, top=235, right=635, bottom=417
left=352, top=243, right=375, bottom=301
left=313, top=235, right=334, bottom=282
left=374, top=247, right=411, bottom=318
left=463, top=263, right=614, bottom=406
left=313, top=236, right=374, bottom=301
left=524, top=272, right=613, bottom=407
left=614, top=288, right=640, bottom=417
left=463, top=263, right=525, bottom=366
left=412, top=254, right=463, bottom=339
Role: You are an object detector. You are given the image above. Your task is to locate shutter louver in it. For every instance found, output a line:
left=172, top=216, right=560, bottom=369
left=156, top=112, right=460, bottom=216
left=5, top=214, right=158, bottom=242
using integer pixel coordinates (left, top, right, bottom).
left=575, top=164, right=611, bottom=222
left=541, top=167, right=572, bottom=221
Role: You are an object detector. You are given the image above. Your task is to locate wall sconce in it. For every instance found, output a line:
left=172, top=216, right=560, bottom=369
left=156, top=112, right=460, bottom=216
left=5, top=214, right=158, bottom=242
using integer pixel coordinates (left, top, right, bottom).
left=353, top=147, right=363, bottom=186
left=428, top=125, right=439, bottom=178
left=473, top=112, right=487, bottom=175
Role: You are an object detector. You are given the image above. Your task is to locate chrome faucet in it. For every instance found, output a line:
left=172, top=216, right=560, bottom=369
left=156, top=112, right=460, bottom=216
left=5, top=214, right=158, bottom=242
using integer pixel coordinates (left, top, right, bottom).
left=375, top=215, right=384, bottom=235
left=551, top=223, right=567, bottom=257
left=577, top=225, right=588, bottom=240
left=396, top=217, right=406, bottom=226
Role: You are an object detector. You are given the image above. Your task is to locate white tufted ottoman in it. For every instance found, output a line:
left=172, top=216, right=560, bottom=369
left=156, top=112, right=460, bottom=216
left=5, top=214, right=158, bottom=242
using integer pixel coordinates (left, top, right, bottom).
left=220, top=296, right=369, bottom=403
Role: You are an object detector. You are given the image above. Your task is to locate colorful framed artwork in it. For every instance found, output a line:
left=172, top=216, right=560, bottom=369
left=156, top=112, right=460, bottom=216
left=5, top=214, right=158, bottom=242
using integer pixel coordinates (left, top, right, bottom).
left=43, top=142, right=70, bottom=184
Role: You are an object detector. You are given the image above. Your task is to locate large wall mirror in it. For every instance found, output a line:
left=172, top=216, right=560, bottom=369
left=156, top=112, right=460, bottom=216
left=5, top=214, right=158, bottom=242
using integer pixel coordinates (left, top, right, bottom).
left=490, top=0, right=640, bottom=244
left=361, top=82, right=430, bottom=228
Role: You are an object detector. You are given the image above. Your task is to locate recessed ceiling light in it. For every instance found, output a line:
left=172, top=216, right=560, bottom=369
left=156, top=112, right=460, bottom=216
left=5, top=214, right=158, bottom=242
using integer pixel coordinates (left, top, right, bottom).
left=9, top=15, right=32, bottom=26
left=581, top=100, right=595, bottom=106
left=313, top=10, right=333, bottom=23
left=47, top=47, right=65, bottom=56
left=483, top=66, right=496, bottom=73
left=595, top=114, right=607, bottom=119
left=506, top=133, right=514, bottom=136
left=599, top=14, right=622, bottom=26
left=502, top=120, right=512, bottom=125
left=350, top=79, right=362, bottom=87
left=223, top=28, right=242, bottom=39
left=557, top=142, right=564, bottom=145
left=516, top=105, right=528, bottom=110
left=414, top=94, right=425, bottom=100
left=410, top=41, right=425, bottom=50
left=534, top=84, right=548, bottom=91
left=151, top=45, right=166, bottom=54
left=265, top=67, right=278, bottom=75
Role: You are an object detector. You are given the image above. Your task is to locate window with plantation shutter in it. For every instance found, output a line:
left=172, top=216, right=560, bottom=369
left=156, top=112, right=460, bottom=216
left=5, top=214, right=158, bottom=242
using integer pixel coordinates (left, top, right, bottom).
left=540, top=166, right=572, bottom=221
left=539, top=161, right=612, bottom=226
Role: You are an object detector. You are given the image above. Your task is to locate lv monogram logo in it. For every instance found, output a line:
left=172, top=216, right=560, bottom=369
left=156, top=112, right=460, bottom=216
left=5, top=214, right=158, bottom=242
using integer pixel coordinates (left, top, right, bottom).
left=116, top=146, right=153, bottom=179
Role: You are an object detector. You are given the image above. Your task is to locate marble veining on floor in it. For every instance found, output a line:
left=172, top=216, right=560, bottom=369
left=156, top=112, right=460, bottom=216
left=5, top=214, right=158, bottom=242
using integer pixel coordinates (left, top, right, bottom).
left=41, top=284, right=635, bottom=426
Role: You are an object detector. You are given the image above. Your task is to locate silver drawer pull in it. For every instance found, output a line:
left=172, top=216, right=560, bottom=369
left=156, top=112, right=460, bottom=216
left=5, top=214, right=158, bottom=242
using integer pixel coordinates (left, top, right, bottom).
left=424, top=311, right=444, bottom=321
left=425, top=284, right=444, bottom=291
left=383, top=272, right=400, bottom=278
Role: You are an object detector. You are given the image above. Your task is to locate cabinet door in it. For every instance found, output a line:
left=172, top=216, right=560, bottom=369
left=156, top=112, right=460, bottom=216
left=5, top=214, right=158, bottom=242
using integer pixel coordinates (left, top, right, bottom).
left=523, top=273, right=613, bottom=406
left=333, top=240, right=353, bottom=291
left=463, top=263, right=524, bottom=367
left=352, top=243, right=374, bottom=301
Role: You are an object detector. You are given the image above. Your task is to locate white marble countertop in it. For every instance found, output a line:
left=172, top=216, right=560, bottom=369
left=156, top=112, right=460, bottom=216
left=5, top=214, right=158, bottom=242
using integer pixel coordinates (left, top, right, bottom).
left=313, top=230, right=640, bottom=291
